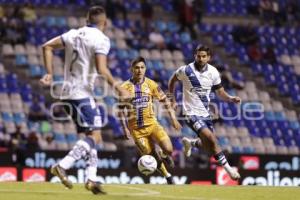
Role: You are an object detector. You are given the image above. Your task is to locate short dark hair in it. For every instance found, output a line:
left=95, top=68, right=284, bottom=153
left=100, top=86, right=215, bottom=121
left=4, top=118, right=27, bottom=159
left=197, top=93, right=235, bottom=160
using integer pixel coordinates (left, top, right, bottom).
left=195, top=45, right=212, bottom=56
left=87, top=6, right=106, bottom=24
left=131, top=56, right=146, bottom=67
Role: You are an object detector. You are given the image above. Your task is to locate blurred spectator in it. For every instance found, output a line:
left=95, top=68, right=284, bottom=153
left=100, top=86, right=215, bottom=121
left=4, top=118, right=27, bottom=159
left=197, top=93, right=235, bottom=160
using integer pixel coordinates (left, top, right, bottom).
left=259, top=0, right=274, bottom=23
left=148, top=28, right=166, bottom=49
left=259, top=0, right=286, bottom=26
left=177, top=0, right=196, bottom=39
left=141, top=0, right=153, bottom=32
left=216, top=65, right=244, bottom=90
left=28, top=95, right=48, bottom=122
left=9, top=126, right=27, bottom=150
left=26, top=131, right=40, bottom=151
left=9, top=126, right=26, bottom=164
left=3, top=18, right=26, bottom=44
left=106, top=0, right=127, bottom=20
left=20, top=3, right=37, bottom=23
left=247, top=42, right=263, bottom=62
left=39, top=134, right=56, bottom=150
left=193, top=0, right=204, bottom=24
left=232, top=24, right=259, bottom=46
left=0, top=19, right=5, bottom=42
left=286, top=0, right=300, bottom=26
left=0, top=6, right=4, bottom=18
left=262, top=45, right=277, bottom=64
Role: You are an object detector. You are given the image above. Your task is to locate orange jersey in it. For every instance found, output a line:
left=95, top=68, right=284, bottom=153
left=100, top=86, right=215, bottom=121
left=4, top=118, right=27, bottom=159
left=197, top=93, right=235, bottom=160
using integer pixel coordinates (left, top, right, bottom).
left=120, top=77, right=166, bottom=130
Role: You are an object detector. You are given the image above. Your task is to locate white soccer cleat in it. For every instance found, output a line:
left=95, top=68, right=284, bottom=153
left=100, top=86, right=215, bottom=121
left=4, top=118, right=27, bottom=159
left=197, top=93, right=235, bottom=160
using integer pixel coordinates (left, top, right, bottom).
left=226, top=168, right=241, bottom=181
left=182, top=137, right=192, bottom=157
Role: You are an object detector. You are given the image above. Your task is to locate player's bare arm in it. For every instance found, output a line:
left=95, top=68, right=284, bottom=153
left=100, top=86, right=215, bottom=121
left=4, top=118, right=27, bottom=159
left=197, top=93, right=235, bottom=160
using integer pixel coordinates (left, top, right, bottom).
left=167, top=73, right=179, bottom=109
left=215, top=87, right=241, bottom=104
left=160, top=95, right=182, bottom=131
left=40, top=36, right=64, bottom=86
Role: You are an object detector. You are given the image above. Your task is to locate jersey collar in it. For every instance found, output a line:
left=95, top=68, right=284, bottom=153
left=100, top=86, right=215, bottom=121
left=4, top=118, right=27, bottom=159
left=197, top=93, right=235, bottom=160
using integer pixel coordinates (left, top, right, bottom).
left=86, top=24, right=98, bottom=28
left=193, top=62, right=208, bottom=73
left=130, top=77, right=145, bottom=85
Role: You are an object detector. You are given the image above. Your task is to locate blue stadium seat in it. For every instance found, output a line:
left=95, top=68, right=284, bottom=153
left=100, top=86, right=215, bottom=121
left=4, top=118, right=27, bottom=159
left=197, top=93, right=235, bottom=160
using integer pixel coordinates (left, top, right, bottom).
left=13, top=113, right=26, bottom=124
left=2, top=112, right=13, bottom=122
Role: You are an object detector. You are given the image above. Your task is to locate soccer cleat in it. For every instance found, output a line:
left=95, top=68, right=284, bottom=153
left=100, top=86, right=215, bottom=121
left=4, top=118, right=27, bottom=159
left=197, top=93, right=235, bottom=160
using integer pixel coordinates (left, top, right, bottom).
left=50, top=164, right=73, bottom=189
left=182, top=137, right=192, bottom=157
left=226, top=168, right=241, bottom=181
left=85, top=180, right=106, bottom=195
left=166, top=176, right=175, bottom=184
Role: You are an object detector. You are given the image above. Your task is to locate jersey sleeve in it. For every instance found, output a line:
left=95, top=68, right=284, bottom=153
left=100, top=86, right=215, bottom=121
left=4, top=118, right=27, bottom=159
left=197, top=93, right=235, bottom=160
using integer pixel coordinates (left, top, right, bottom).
left=94, top=36, right=110, bottom=55
left=175, top=66, right=185, bottom=80
left=60, top=29, right=76, bottom=46
left=152, top=81, right=166, bottom=101
left=212, top=68, right=222, bottom=90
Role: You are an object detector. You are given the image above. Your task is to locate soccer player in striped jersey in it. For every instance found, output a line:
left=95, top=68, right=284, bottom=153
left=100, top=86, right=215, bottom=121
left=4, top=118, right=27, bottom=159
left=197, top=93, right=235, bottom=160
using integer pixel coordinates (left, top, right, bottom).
left=168, top=45, right=241, bottom=180
left=118, top=56, right=182, bottom=184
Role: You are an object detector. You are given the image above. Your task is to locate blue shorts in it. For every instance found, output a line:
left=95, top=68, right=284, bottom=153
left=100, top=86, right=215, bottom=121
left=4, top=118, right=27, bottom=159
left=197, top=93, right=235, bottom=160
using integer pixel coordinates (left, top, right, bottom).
left=63, top=98, right=102, bottom=133
left=185, top=115, right=214, bottom=134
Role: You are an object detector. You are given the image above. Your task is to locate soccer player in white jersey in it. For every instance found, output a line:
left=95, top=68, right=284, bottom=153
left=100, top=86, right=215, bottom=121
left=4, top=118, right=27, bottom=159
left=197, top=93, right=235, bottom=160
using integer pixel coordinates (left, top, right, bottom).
left=40, top=6, right=128, bottom=194
left=168, top=45, right=241, bottom=180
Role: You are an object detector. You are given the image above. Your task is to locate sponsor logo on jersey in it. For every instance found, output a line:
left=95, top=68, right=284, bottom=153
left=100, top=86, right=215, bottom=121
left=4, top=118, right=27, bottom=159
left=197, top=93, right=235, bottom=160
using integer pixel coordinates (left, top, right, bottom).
left=132, top=96, right=150, bottom=107
left=190, top=87, right=208, bottom=96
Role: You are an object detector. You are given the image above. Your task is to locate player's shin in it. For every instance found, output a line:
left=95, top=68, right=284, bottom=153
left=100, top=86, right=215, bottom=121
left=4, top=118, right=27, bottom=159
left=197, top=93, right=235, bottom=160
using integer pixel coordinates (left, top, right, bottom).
left=152, top=151, right=174, bottom=184
left=158, top=149, right=175, bottom=168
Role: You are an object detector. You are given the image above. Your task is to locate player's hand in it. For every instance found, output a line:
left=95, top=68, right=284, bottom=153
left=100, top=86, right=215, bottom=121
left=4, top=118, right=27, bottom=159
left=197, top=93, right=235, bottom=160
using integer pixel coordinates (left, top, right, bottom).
left=40, top=74, right=52, bottom=86
left=171, top=119, right=182, bottom=131
left=230, top=96, right=241, bottom=104
left=123, top=128, right=131, bottom=140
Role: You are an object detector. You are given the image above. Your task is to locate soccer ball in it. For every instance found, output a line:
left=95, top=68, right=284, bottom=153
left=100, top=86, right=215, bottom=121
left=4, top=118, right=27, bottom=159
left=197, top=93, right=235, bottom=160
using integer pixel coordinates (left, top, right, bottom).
left=137, top=155, right=157, bottom=176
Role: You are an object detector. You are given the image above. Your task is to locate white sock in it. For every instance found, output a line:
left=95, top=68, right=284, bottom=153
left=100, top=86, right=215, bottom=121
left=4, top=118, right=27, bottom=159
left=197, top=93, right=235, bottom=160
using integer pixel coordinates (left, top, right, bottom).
left=86, top=149, right=98, bottom=182
left=59, top=140, right=91, bottom=169
left=223, top=162, right=233, bottom=172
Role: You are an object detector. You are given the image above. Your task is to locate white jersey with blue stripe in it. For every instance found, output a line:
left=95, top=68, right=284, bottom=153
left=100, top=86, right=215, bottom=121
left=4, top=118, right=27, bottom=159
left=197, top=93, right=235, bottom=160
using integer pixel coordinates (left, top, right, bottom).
left=175, top=62, right=221, bottom=117
left=60, top=25, right=110, bottom=100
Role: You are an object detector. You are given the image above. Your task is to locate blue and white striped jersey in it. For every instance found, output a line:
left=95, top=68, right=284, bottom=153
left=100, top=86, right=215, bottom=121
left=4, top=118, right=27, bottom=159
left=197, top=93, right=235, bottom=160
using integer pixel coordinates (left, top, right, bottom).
left=175, top=62, right=221, bottom=117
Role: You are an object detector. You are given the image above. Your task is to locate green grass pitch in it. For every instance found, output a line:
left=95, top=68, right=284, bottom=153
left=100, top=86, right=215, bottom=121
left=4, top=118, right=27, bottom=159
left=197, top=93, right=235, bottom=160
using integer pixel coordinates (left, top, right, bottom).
left=0, top=182, right=298, bottom=200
